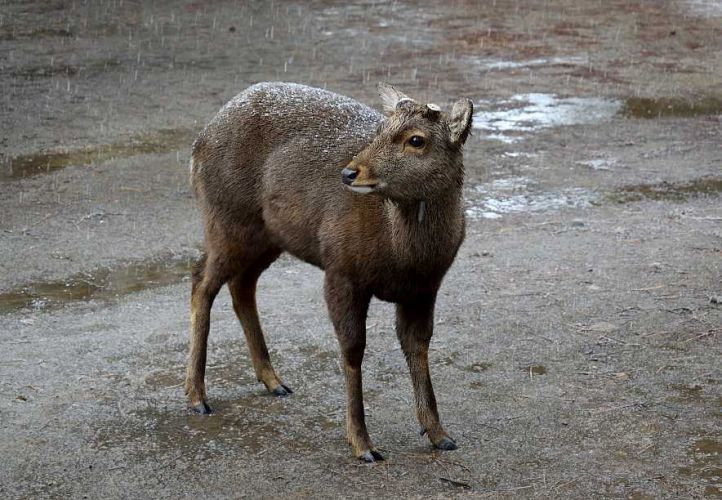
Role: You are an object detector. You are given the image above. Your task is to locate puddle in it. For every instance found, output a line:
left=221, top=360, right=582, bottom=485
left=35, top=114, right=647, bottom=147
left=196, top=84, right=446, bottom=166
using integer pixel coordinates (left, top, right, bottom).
left=93, top=400, right=335, bottom=463
left=299, top=345, right=339, bottom=372
left=681, top=0, right=722, bottom=18
left=11, top=64, right=81, bottom=79
left=502, top=151, right=537, bottom=159
left=610, top=177, right=722, bottom=203
left=10, top=58, right=122, bottom=79
left=0, top=255, right=195, bottom=315
left=478, top=189, right=596, bottom=214
left=473, top=93, right=621, bottom=143
left=1, top=128, right=193, bottom=180
left=145, top=371, right=185, bottom=389
left=467, top=173, right=722, bottom=220
left=465, top=174, right=721, bottom=219
left=622, top=96, right=722, bottom=118
left=678, top=438, right=722, bottom=497
left=466, top=177, right=597, bottom=219
left=694, top=439, right=722, bottom=457
left=576, top=158, right=617, bottom=171
left=303, top=414, right=340, bottom=432
left=0, top=27, right=75, bottom=41
left=94, top=406, right=282, bottom=459
left=673, top=384, right=704, bottom=402
left=474, top=93, right=722, bottom=142
left=477, top=56, right=589, bottom=72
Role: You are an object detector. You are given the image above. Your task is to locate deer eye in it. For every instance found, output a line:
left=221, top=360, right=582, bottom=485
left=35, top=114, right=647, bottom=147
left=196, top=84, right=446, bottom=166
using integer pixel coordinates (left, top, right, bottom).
left=407, top=135, right=425, bottom=148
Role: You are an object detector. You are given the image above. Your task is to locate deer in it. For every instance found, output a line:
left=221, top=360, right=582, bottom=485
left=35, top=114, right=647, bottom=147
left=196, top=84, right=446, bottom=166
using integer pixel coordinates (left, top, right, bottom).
left=185, top=81, right=473, bottom=462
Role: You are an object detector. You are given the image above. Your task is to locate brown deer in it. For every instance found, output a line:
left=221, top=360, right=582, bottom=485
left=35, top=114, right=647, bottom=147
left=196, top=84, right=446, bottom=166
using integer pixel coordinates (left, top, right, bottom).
left=186, top=82, right=473, bottom=462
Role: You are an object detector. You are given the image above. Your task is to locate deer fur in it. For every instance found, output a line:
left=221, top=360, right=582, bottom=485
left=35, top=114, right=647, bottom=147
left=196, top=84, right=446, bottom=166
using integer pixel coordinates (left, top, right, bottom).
left=186, top=82, right=473, bottom=462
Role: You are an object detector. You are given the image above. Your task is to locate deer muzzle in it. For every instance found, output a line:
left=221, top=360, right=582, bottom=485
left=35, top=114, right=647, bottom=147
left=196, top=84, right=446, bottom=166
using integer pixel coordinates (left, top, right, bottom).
left=341, top=162, right=380, bottom=194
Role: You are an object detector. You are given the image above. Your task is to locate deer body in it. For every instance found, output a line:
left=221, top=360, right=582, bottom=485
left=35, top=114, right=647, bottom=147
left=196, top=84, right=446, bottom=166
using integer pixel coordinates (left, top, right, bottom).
left=186, top=82, right=472, bottom=461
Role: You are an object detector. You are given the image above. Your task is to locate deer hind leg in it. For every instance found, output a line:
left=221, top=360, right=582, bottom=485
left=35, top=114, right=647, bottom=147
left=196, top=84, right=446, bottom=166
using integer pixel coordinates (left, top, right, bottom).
left=396, top=296, right=457, bottom=451
left=227, top=247, right=291, bottom=396
left=323, top=273, right=380, bottom=462
left=185, top=251, right=229, bottom=414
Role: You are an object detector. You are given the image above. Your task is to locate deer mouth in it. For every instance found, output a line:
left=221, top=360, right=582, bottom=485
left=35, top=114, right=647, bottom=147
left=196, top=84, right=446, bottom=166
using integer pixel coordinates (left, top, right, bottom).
left=346, top=183, right=378, bottom=194
left=341, top=166, right=382, bottom=194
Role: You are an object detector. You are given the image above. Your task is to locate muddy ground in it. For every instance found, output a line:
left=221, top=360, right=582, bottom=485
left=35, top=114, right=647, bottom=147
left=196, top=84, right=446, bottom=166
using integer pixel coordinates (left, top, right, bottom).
left=1, top=0, right=721, bottom=498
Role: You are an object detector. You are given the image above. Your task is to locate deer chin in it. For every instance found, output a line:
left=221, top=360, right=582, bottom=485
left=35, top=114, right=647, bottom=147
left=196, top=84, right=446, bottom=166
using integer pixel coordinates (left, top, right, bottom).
left=348, top=185, right=375, bottom=194
left=346, top=182, right=384, bottom=195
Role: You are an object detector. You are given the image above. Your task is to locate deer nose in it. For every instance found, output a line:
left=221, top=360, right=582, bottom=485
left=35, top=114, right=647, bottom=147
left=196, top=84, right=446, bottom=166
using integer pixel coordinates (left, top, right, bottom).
left=341, top=167, right=358, bottom=185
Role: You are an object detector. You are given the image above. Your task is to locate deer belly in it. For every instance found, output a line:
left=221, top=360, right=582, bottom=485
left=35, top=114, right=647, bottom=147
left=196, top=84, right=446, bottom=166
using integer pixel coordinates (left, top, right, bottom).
left=262, top=194, right=324, bottom=268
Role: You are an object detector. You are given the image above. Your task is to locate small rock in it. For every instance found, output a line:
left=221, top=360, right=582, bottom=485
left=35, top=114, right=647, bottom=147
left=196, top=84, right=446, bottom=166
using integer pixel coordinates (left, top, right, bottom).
left=468, top=362, right=492, bottom=372
left=571, top=219, right=585, bottom=227
left=710, top=295, right=721, bottom=305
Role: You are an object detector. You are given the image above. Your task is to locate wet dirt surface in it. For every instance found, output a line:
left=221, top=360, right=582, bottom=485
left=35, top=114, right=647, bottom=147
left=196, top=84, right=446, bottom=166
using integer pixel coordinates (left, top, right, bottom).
left=1, top=0, right=721, bottom=498
left=0, top=253, right=195, bottom=315
left=2, top=128, right=193, bottom=180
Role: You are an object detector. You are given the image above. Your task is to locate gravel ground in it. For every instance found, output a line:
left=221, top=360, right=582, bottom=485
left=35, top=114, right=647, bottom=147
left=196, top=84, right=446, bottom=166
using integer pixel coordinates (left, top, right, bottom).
left=1, top=0, right=720, bottom=498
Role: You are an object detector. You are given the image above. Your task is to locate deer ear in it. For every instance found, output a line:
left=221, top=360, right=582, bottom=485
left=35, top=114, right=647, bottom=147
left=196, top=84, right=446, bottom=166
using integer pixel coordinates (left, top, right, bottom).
left=449, top=98, right=474, bottom=145
left=378, top=82, right=412, bottom=114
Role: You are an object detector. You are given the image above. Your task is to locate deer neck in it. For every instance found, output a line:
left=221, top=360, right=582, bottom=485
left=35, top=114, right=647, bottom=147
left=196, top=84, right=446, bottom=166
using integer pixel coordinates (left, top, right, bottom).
left=385, top=191, right=463, bottom=266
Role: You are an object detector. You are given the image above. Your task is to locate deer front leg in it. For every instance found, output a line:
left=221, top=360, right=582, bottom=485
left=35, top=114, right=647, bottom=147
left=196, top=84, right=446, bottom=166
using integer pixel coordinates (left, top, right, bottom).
left=396, top=295, right=457, bottom=451
left=324, top=273, right=381, bottom=462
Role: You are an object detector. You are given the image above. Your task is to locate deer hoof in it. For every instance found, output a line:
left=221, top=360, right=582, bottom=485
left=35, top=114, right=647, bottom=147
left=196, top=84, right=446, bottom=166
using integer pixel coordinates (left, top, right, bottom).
left=271, top=384, right=294, bottom=397
left=189, top=401, right=214, bottom=415
left=359, top=449, right=385, bottom=463
left=435, top=436, right=457, bottom=451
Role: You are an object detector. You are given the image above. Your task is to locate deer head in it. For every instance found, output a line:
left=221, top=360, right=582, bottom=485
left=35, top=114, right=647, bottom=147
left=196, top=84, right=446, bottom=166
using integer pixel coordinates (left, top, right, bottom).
left=341, top=83, right=473, bottom=203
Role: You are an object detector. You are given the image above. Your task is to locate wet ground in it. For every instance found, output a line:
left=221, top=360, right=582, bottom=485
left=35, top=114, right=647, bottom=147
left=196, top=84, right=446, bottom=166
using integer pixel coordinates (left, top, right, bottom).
left=1, top=0, right=721, bottom=498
